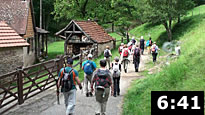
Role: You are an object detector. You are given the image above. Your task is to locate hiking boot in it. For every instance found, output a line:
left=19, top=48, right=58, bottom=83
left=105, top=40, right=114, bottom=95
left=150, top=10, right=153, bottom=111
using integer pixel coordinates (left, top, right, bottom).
left=86, top=93, right=89, bottom=97
left=125, top=69, right=127, bottom=73
left=95, top=113, right=100, bottom=115
left=89, top=92, right=93, bottom=97
left=117, top=93, right=120, bottom=96
left=113, top=95, right=117, bottom=97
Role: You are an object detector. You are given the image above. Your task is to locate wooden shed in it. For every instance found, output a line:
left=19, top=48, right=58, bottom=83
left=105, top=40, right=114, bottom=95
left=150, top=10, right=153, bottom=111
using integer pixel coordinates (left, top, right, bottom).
left=0, top=0, right=37, bottom=67
left=56, top=20, right=116, bottom=57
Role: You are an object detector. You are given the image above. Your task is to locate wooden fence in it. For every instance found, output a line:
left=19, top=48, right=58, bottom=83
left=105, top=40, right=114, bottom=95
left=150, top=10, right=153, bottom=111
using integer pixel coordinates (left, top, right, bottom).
left=0, top=47, right=95, bottom=114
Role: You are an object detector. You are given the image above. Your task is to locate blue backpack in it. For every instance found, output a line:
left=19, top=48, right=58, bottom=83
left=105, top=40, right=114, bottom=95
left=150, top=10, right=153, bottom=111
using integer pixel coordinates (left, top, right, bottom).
left=146, top=40, right=150, bottom=47
left=84, top=61, right=93, bottom=75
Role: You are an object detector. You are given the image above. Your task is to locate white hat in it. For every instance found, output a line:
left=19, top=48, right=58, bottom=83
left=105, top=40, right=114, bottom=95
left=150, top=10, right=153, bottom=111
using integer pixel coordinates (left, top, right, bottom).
left=88, top=54, right=93, bottom=58
left=121, top=43, right=124, bottom=46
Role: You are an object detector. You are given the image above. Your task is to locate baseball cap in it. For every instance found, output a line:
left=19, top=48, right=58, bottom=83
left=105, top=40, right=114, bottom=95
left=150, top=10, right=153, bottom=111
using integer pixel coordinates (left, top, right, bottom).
left=88, top=54, right=93, bottom=58
left=67, top=58, right=73, bottom=64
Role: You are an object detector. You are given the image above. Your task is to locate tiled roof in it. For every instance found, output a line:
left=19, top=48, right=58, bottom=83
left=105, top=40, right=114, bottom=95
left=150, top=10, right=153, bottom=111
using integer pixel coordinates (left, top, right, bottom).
left=0, top=21, right=29, bottom=47
left=0, top=0, right=30, bottom=35
left=74, top=21, right=115, bottom=43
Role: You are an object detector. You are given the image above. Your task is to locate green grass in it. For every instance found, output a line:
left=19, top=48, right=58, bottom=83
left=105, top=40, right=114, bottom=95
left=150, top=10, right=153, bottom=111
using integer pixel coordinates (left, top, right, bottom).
left=123, top=5, right=205, bottom=115
left=47, top=40, right=64, bottom=60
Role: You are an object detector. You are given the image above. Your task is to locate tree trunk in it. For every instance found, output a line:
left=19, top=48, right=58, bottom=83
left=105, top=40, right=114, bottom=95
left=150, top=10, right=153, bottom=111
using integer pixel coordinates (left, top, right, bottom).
left=112, top=22, right=114, bottom=32
left=163, top=21, right=172, bottom=42
left=126, top=31, right=129, bottom=43
left=178, top=15, right=181, bottom=23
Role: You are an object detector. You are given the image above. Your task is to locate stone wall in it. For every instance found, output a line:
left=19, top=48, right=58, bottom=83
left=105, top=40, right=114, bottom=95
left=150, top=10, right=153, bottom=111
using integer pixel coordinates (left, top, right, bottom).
left=23, top=46, right=35, bottom=67
left=98, top=41, right=115, bottom=56
left=0, top=47, right=23, bottom=75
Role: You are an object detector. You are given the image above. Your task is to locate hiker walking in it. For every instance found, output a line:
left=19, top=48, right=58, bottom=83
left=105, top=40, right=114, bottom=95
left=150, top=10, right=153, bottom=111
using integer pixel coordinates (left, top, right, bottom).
left=148, top=37, right=153, bottom=54
left=82, top=54, right=97, bottom=97
left=118, top=43, right=124, bottom=55
left=151, top=42, right=159, bottom=63
left=120, top=44, right=131, bottom=73
left=57, top=58, right=82, bottom=115
left=111, top=57, right=121, bottom=97
left=104, top=46, right=112, bottom=69
left=140, top=36, right=145, bottom=55
left=131, top=37, right=136, bottom=45
left=91, top=59, right=114, bottom=115
left=133, top=45, right=141, bottom=72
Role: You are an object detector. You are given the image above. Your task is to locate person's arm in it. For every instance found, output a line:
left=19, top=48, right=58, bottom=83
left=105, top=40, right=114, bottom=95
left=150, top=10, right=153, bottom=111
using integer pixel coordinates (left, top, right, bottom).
left=75, top=77, right=82, bottom=89
left=120, top=49, right=124, bottom=60
left=108, top=72, right=114, bottom=96
left=91, top=73, right=96, bottom=93
left=110, top=50, right=112, bottom=56
left=119, top=64, right=121, bottom=71
left=73, top=70, right=82, bottom=89
left=92, top=62, right=97, bottom=71
left=57, top=68, right=64, bottom=93
left=82, top=62, right=85, bottom=70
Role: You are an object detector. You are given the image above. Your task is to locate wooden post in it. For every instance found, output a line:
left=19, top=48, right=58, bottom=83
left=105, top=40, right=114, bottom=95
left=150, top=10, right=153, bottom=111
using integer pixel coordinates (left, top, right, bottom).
left=121, top=37, right=123, bottom=43
left=64, top=42, right=67, bottom=55
left=17, top=67, right=24, bottom=105
left=45, top=34, right=48, bottom=56
left=42, top=34, right=44, bottom=53
left=55, top=58, right=60, bottom=105
left=80, top=50, right=83, bottom=69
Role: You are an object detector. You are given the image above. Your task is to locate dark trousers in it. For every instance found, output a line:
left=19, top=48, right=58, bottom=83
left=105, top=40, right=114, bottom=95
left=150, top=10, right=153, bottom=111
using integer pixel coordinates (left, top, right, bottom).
left=133, top=56, right=140, bottom=71
left=113, top=77, right=120, bottom=95
left=152, top=53, right=158, bottom=62
left=134, top=60, right=140, bottom=71
left=140, top=47, right=144, bottom=55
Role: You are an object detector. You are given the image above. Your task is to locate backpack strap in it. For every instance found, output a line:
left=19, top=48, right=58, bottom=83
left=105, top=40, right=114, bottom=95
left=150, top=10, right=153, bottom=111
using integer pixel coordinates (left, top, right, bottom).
left=71, top=69, right=76, bottom=85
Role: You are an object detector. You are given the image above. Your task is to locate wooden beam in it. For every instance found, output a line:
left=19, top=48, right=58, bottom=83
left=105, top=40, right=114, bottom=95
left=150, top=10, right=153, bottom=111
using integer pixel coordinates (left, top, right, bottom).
left=65, top=31, right=82, bottom=34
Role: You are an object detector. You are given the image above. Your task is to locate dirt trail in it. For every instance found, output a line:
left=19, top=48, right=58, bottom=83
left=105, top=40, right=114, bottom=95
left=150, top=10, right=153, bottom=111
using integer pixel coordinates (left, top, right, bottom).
left=5, top=54, right=150, bottom=115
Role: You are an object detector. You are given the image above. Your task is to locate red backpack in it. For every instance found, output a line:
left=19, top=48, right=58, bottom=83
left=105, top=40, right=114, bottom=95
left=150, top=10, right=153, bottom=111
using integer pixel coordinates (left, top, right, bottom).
left=123, top=49, right=129, bottom=57
left=152, top=46, right=156, bottom=52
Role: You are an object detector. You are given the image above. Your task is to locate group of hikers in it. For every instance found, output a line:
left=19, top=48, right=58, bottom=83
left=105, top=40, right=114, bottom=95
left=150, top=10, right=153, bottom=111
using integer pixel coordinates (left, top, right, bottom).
left=57, top=36, right=160, bottom=115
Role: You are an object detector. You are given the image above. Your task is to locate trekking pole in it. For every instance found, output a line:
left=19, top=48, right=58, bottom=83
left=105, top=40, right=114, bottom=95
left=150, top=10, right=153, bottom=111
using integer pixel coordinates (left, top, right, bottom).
left=55, top=78, right=60, bottom=105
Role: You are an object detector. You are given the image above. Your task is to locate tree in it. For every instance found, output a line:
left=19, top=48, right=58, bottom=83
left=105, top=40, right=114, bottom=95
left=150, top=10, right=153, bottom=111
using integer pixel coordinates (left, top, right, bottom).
left=141, top=0, right=194, bottom=41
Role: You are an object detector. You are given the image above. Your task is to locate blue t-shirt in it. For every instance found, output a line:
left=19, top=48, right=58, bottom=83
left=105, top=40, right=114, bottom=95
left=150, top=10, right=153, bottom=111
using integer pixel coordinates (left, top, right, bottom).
left=58, top=67, right=79, bottom=89
left=82, top=60, right=97, bottom=71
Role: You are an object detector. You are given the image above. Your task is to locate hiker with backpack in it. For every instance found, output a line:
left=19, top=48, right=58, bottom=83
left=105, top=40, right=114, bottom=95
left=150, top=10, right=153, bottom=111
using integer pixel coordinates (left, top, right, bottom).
left=151, top=42, right=159, bottom=63
left=148, top=37, right=153, bottom=54
left=82, top=54, right=97, bottom=97
left=120, top=44, right=131, bottom=73
left=131, top=37, right=136, bottom=45
left=118, top=43, right=124, bottom=55
left=140, top=36, right=145, bottom=55
left=104, top=46, right=112, bottom=69
left=57, top=58, right=82, bottom=115
left=111, top=57, right=121, bottom=97
left=91, top=59, right=114, bottom=115
left=133, top=45, right=141, bottom=72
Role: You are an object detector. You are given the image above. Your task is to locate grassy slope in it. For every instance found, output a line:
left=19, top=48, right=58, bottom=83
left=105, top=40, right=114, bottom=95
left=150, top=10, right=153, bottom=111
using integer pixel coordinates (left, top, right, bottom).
left=123, top=5, right=205, bottom=115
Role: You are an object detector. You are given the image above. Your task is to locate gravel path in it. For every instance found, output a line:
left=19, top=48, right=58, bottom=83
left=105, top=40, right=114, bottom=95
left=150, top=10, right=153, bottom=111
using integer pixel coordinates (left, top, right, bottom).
left=5, top=54, right=149, bottom=115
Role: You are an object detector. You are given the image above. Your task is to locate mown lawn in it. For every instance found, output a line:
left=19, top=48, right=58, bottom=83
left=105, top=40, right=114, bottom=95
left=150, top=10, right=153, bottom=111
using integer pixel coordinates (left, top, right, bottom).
left=123, top=5, right=205, bottom=115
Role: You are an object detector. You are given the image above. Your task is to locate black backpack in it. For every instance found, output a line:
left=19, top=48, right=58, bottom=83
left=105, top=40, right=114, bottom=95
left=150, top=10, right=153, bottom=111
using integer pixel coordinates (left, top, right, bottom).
left=61, top=68, right=73, bottom=92
left=95, top=69, right=110, bottom=88
left=104, top=50, right=110, bottom=58
left=134, top=48, right=140, bottom=57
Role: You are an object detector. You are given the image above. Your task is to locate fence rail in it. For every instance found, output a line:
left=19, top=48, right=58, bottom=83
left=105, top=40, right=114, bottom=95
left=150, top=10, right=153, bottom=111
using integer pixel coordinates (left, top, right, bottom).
left=0, top=46, right=97, bottom=114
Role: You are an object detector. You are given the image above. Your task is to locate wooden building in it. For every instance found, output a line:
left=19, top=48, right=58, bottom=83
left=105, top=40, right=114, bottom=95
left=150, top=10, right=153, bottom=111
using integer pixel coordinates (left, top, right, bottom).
left=56, top=20, right=116, bottom=57
left=0, top=0, right=48, bottom=69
